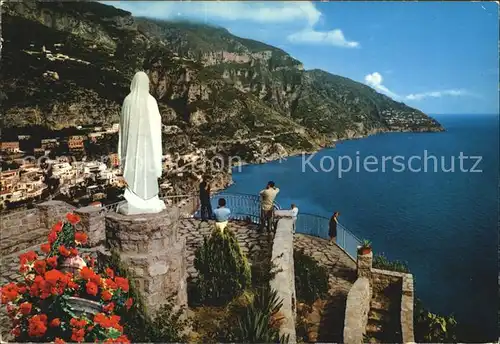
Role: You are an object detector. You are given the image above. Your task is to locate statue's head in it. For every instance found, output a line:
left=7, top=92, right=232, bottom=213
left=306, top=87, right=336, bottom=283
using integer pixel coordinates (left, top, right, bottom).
left=130, top=71, right=150, bottom=93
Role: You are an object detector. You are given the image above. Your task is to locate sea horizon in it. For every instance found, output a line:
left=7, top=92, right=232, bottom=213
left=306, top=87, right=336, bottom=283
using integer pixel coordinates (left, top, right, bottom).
left=225, top=113, right=498, bottom=341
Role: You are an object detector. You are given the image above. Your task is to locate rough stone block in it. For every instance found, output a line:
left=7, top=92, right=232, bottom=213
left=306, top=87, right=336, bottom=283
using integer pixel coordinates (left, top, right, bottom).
left=269, top=217, right=296, bottom=343
left=104, top=209, right=187, bottom=317
left=344, top=277, right=372, bottom=344
left=357, top=251, right=373, bottom=279
left=36, top=200, right=75, bottom=230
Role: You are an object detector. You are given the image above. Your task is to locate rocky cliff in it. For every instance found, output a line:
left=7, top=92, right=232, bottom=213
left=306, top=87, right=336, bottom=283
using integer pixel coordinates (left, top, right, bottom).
left=1, top=1, right=443, bottom=162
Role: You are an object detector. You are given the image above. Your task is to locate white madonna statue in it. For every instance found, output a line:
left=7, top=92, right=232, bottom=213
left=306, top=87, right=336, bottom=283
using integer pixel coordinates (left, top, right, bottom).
left=117, top=71, right=166, bottom=215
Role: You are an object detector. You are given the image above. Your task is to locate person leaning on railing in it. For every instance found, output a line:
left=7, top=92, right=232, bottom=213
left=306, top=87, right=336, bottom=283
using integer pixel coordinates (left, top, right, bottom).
left=259, top=181, right=279, bottom=233
left=329, top=211, right=339, bottom=243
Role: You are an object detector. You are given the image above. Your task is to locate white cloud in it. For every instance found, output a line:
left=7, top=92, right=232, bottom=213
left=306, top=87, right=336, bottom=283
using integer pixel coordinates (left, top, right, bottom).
left=364, top=72, right=400, bottom=99
left=287, top=28, right=360, bottom=48
left=364, top=72, right=472, bottom=102
left=105, top=1, right=358, bottom=49
left=405, top=89, right=469, bottom=101
left=104, top=1, right=321, bottom=25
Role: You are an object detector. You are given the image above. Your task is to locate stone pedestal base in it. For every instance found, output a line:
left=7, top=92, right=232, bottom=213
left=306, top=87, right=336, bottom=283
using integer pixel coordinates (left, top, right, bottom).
left=105, top=209, right=187, bottom=315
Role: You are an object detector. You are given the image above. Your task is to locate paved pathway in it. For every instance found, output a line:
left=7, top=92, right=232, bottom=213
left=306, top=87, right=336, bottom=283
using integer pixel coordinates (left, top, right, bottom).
left=294, top=233, right=357, bottom=343
left=178, top=219, right=271, bottom=279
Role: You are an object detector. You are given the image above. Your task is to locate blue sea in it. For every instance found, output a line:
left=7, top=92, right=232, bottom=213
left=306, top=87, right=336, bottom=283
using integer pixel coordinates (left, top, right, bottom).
left=225, top=114, right=499, bottom=341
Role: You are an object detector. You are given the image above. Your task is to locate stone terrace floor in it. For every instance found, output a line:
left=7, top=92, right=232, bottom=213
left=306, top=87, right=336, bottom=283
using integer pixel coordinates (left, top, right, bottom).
left=178, top=219, right=273, bottom=280
left=294, top=233, right=357, bottom=343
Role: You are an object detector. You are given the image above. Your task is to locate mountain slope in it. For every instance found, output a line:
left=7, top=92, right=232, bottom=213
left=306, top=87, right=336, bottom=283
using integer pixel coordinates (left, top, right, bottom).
left=0, top=1, right=443, bottom=158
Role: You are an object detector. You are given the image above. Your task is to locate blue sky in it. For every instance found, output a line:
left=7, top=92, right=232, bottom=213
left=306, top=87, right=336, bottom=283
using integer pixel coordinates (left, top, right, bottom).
left=104, top=1, right=498, bottom=115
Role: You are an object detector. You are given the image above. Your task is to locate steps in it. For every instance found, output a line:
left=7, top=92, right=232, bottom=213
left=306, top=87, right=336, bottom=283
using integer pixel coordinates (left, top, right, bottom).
left=364, top=295, right=402, bottom=343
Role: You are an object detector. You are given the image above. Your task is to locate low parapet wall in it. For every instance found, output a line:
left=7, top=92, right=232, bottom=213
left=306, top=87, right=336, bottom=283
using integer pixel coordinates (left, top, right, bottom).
left=0, top=201, right=75, bottom=256
left=372, top=268, right=414, bottom=343
left=270, top=210, right=297, bottom=343
left=344, top=277, right=372, bottom=344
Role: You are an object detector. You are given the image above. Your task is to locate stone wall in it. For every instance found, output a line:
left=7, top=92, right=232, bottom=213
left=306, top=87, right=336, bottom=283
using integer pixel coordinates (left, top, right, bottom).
left=0, top=201, right=76, bottom=256
left=372, top=268, right=415, bottom=343
left=270, top=210, right=296, bottom=343
left=36, top=200, right=76, bottom=230
left=0, top=208, right=41, bottom=255
left=343, top=277, right=372, bottom=344
left=105, top=209, right=188, bottom=316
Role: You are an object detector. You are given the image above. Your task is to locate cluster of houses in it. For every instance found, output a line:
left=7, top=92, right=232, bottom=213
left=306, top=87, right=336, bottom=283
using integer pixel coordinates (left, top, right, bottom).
left=0, top=156, right=127, bottom=210
left=0, top=124, right=122, bottom=210
left=0, top=122, right=213, bottom=211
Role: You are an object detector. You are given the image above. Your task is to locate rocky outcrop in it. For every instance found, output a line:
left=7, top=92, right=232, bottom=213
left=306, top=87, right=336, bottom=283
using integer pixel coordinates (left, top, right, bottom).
left=1, top=1, right=443, bottom=166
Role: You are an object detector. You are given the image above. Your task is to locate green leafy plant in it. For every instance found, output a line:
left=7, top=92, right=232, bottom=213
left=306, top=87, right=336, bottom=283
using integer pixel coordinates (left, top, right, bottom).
left=148, top=301, right=190, bottom=343
left=194, top=229, right=251, bottom=306
left=414, top=299, right=458, bottom=343
left=293, top=250, right=329, bottom=304
left=358, top=239, right=372, bottom=254
left=373, top=253, right=410, bottom=273
left=233, top=287, right=289, bottom=343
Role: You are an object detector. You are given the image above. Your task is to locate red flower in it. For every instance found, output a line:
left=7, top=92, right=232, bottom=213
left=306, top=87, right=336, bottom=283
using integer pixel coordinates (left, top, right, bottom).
left=41, top=243, right=51, bottom=253
left=1, top=283, right=19, bottom=303
left=66, top=213, right=81, bottom=225
left=103, top=302, right=115, bottom=313
left=86, top=281, right=98, bottom=296
left=20, top=251, right=37, bottom=265
left=28, top=315, right=48, bottom=337
left=94, top=313, right=122, bottom=331
left=19, top=302, right=32, bottom=315
left=70, top=247, right=79, bottom=256
left=58, top=245, right=71, bottom=257
left=17, top=284, right=28, bottom=294
left=47, top=256, right=57, bottom=268
left=79, top=267, right=100, bottom=284
left=70, top=318, right=87, bottom=329
left=55, top=338, right=66, bottom=344
left=68, top=280, right=79, bottom=289
left=50, top=318, right=61, bottom=327
left=75, top=232, right=88, bottom=245
left=105, top=335, right=130, bottom=344
left=105, top=268, right=115, bottom=279
left=114, top=277, right=129, bottom=292
left=11, top=326, right=21, bottom=337
left=125, top=298, right=133, bottom=310
left=71, top=328, right=85, bottom=342
left=53, top=221, right=63, bottom=232
left=34, top=260, right=47, bottom=275
left=48, top=231, right=58, bottom=244
left=6, top=303, right=17, bottom=316
left=45, top=269, right=67, bottom=286
left=101, top=290, right=113, bottom=301
left=104, top=278, right=118, bottom=290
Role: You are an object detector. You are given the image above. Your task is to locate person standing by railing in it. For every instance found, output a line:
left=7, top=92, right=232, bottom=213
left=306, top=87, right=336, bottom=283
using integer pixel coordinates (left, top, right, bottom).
left=329, top=211, right=339, bottom=243
left=259, top=181, right=279, bottom=232
left=291, top=203, right=299, bottom=234
left=199, top=175, right=213, bottom=221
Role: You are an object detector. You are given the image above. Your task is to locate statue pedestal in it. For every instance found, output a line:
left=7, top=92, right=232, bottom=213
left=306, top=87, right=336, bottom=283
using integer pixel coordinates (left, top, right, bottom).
left=117, top=188, right=166, bottom=215
left=105, top=209, right=187, bottom=315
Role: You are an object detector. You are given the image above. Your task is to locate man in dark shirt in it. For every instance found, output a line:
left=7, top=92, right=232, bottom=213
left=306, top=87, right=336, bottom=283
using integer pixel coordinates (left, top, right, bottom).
left=199, top=175, right=212, bottom=221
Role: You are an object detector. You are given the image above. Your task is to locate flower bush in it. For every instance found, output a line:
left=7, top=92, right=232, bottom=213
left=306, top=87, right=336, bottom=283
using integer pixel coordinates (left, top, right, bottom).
left=0, top=213, right=133, bottom=343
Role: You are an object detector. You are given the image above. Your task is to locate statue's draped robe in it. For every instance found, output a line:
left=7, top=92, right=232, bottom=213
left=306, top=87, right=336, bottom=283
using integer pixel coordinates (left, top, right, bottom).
left=118, top=72, right=166, bottom=215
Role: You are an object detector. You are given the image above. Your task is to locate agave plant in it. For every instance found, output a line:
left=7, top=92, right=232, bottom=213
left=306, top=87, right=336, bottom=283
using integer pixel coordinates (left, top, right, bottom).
left=234, top=287, right=289, bottom=343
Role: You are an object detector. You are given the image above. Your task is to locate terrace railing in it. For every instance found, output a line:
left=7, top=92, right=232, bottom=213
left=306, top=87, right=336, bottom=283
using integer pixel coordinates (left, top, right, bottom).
left=295, top=212, right=361, bottom=260
left=103, top=192, right=361, bottom=259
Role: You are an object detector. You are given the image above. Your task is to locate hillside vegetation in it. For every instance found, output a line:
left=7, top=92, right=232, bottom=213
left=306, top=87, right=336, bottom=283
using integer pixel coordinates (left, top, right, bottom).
left=1, top=1, right=443, bottom=157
